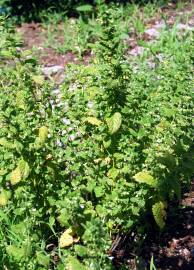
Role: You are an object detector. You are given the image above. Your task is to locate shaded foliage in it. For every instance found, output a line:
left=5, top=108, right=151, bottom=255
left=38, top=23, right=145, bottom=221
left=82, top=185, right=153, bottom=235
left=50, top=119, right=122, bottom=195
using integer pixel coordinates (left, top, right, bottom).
left=0, top=0, right=172, bottom=21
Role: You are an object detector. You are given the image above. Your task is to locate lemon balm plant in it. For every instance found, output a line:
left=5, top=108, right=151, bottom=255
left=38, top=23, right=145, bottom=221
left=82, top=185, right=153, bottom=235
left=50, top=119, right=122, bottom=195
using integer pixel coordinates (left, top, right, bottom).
left=0, top=16, right=66, bottom=269
left=56, top=5, right=193, bottom=267
left=54, top=4, right=193, bottom=269
left=0, top=7, right=194, bottom=270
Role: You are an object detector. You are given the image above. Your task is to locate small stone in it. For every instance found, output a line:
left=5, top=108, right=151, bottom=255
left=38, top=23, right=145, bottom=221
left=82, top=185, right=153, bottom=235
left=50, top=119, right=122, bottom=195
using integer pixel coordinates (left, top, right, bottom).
left=129, top=46, right=144, bottom=56
left=145, top=28, right=160, bottom=38
left=52, top=88, right=61, bottom=95
left=176, top=23, right=194, bottom=31
left=42, top=65, right=64, bottom=77
left=154, top=21, right=165, bottom=29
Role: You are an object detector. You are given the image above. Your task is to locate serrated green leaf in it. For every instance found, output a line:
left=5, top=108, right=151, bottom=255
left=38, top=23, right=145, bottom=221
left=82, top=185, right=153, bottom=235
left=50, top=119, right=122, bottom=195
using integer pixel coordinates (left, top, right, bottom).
left=39, top=126, right=48, bottom=143
left=85, top=117, right=102, bottom=126
left=74, top=245, right=88, bottom=257
left=106, top=112, right=122, bottom=135
left=0, top=189, right=11, bottom=206
left=133, top=171, right=157, bottom=187
left=94, top=186, right=104, bottom=198
left=107, top=167, right=119, bottom=179
left=6, top=245, right=26, bottom=261
left=76, top=4, right=93, bottom=12
left=152, top=201, right=167, bottom=229
left=0, top=138, right=13, bottom=149
left=67, top=256, right=88, bottom=270
left=36, top=252, right=50, bottom=267
left=10, top=159, right=30, bottom=185
left=32, top=75, right=44, bottom=85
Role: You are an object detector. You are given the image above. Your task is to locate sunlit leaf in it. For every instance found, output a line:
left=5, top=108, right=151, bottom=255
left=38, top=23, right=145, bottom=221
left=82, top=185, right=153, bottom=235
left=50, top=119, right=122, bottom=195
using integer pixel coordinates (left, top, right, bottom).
left=39, top=126, right=48, bottom=143
left=152, top=201, right=167, bottom=229
left=133, top=171, right=157, bottom=187
left=85, top=117, right=102, bottom=126
left=0, top=189, right=11, bottom=206
left=59, top=228, right=74, bottom=248
left=106, top=112, right=122, bottom=135
left=67, top=256, right=88, bottom=270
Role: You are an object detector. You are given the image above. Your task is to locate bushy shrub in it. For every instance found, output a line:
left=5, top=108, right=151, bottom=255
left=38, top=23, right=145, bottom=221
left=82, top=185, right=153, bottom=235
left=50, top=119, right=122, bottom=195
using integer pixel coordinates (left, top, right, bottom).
left=0, top=7, right=193, bottom=269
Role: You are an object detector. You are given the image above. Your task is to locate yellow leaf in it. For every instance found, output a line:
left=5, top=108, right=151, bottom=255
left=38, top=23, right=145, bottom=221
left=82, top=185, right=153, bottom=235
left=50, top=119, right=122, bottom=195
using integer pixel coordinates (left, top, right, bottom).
left=10, top=160, right=30, bottom=185
left=133, top=171, right=157, bottom=187
left=85, top=117, right=102, bottom=126
left=16, top=91, right=26, bottom=110
left=32, top=75, right=44, bottom=85
left=59, top=229, right=74, bottom=248
left=10, top=167, right=22, bottom=185
left=106, top=112, right=122, bottom=135
left=39, top=126, right=48, bottom=143
left=0, top=189, right=11, bottom=206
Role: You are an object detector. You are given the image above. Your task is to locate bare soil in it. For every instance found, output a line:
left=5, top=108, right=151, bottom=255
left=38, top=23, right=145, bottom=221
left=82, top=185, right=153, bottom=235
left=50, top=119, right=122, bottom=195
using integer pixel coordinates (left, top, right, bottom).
left=16, top=2, right=194, bottom=67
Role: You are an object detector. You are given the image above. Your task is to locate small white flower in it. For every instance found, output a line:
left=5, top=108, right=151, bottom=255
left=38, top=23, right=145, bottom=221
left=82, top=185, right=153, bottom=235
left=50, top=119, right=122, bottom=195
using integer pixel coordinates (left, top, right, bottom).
left=56, top=102, right=64, bottom=107
left=61, top=130, right=67, bottom=135
left=56, top=139, right=62, bottom=147
left=67, top=127, right=73, bottom=132
left=62, top=118, right=71, bottom=125
left=68, top=134, right=76, bottom=141
left=52, top=88, right=60, bottom=95
left=76, top=131, right=81, bottom=136
left=87, top=101, right=94, bottom=108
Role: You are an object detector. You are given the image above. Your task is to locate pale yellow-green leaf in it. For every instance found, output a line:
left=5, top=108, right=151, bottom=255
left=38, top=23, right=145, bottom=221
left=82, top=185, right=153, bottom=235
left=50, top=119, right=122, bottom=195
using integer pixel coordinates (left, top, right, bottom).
left=103, top=140, right=111, bottom=148
left=16, top=91, right=26, bottom=110
left=36, top=252, right=50, bottom=267
left=18, top=160, right=30, bottom=179
left=39, top=126, right=48, bottom=143
left=32, top=75, right=44, bottom=85
left=10, top=167, right=22, bottom=185
left=106, top=112, right=122, bottom=135
left=107, top=167, right=119, bottom=179
left=0, top=189, right=11, bottom=206
left=152, top=201, right=167, bottom=229
left=0, top=138, right=13, bottom=149
left=133, top=171, right=157, bottom=187
left=10, top=160, right=30, bottom=185
left=6, top=245, right=26, bottom=261
left=0, top=169, right=7, bottom=176
left=59, top=228, right=74, bottom=248
left=85, top=117, right=102, bottom=126
left=66, top=256, right=88, bottom=270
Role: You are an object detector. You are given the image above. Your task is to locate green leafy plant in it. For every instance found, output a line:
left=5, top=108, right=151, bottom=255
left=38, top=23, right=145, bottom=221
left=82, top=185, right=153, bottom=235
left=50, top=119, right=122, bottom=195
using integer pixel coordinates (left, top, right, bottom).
left=0, top=4, right=193, bottom=269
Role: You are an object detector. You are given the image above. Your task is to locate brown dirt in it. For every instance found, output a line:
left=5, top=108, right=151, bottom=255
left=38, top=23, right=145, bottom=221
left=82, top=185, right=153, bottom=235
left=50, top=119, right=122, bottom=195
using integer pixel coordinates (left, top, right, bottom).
left=16, top=22, right=92, bottom=66
left=16, top=2, right=194, bottom=67
left=110, top=180, right=194, bottom=270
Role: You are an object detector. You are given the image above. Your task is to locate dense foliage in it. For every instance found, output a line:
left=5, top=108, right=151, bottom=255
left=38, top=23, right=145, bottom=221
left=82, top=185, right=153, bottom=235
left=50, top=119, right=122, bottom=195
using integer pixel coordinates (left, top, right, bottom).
left=0, top=0, right=172, bottom=21
left=0, top=4, right=193, bottom=269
